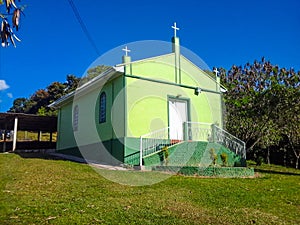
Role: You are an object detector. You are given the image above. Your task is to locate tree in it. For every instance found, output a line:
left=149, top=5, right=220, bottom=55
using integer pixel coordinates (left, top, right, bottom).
left=276, top=77, right=300, bottom=168
left=9, top=97, right=27, bottom=113
left=79, top=65, right=112, bottom=86
left=0, top=0, right=25, bottom=47
left=220, top=57, right=300, bottom=167
left=8, top=66, right=110, bottom=116
left=65, top=74, right=80, bottom=93
left=27, top=89, right=49, bottom=114
left=47, top=81, right=67, bottom=103
left=8, top=74, right=81, bottom=116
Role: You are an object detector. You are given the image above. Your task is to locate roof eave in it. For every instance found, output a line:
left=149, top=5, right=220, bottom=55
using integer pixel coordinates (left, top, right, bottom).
left=49, top=67, right=122, bottom=109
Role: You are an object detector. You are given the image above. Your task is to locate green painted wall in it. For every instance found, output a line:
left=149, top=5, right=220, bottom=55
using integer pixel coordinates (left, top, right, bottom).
left=56, top=75, right=125, bottom=163
left=93, top=75, right=125, bottom=142
left=95, top=82, right=113, bottom=141
left=124, top=137, right=140, bottom=156
left=56, top=101, right=77, bottom=150
left=110, top=76, right=126, bottom=139
left=125, top=53, right=222, bottom=138
left=179, top=56, right=217, bottom=91
left=56, top=138, right=124, bottom=164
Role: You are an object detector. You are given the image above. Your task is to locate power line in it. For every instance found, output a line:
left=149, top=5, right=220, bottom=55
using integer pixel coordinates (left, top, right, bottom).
left=67, top=0, right=100, bottom=56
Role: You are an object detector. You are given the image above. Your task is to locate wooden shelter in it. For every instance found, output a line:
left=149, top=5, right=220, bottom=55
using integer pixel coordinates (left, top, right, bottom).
left=0, top=113, right=57, bottom=152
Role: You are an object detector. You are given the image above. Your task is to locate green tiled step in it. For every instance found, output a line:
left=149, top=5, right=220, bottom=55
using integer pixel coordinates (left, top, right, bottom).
left=143, top=141, right=246, bottom=167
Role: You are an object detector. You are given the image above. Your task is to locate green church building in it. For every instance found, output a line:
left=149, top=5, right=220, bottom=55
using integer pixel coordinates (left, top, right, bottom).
left=50, top=24, right=246, bottom=169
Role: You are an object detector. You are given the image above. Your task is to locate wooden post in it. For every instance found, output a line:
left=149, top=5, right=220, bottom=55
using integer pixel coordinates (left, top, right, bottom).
left=38, top=131, right=42, bottom=142
left=12, top=117, right=18, bottom=151
left=2, top=123, right=7, bottom=153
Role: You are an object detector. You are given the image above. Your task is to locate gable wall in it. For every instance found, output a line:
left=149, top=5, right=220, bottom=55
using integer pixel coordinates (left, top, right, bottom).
left=125, top=54, right=222, bottom=138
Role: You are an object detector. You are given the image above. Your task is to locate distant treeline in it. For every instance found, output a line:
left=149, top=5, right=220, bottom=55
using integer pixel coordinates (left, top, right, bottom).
left=8, top=65, right=111, bottom=116
left=8, top=74, right=80, bottom=116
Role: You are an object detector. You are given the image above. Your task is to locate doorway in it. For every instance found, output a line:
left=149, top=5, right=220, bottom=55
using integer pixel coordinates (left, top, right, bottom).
left=168, top=98, right=189, bottom=140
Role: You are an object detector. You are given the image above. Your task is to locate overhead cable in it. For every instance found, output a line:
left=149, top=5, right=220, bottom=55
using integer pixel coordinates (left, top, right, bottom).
left=67, top=0, right=100, bottom=56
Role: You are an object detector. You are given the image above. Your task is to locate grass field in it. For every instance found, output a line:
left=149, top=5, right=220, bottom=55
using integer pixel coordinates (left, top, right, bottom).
left=1, top=131, right=57, bottom=143
left=16, top=131, right=57, bottom=142
left=0, top=153, right=299, bottom=224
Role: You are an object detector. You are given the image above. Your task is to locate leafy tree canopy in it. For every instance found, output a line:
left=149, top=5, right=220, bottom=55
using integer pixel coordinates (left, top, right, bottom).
left=219, top=57, right=300, bottom=168
left=8, top=65, right=110, bottom=116
left=8, top=74, right=80, bottom=116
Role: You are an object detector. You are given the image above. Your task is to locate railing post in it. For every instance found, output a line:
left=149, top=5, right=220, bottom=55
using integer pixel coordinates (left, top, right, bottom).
left=183, top=122, right=188, bottom=141
left=139, top=136, right=143, bottom=166
left=211, top=124, right=216, bottom=143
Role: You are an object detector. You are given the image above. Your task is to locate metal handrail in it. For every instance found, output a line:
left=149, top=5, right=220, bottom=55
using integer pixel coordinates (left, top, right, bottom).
left=185, top=122, right=246, bottom=159
left=137, top=122, right=246, bottom=166
left=139, top=127, right=170, bottom=166
left=213, top=125, right=246, bottom=159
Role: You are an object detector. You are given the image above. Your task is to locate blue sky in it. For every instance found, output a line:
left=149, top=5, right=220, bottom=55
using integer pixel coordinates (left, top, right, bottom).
left=0, top=0, right=299, bottom=112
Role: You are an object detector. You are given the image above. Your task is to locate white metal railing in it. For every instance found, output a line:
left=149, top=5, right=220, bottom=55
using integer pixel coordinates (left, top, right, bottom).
left=213, top=125, right=246, bottom=159
left=139, top=127, right=170, bottom=166
left=185, top=122, right=246, bottom=159
left=138, top=123, right=246, bottom=166
left=184, top=122, right=213, bottom=142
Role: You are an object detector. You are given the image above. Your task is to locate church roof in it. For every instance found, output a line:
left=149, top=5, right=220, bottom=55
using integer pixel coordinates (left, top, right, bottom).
left=49, top=67, right=123, bottom=108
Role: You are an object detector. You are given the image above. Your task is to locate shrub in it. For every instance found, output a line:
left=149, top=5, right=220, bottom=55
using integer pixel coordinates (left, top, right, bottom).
left=220, top=153, right=228, bottom=166
left=162, top=146, right=169, bottom=166
left=210, top=148, right=217, bottom=166
left=255, top=156, right=264, bottom=166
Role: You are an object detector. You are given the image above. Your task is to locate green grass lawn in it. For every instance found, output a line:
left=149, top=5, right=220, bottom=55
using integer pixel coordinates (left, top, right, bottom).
left=0, top=154, right=299, bottom=225
left=2, top=131, right=57, bottom=142
left=16, top=131, right=57, bottom=142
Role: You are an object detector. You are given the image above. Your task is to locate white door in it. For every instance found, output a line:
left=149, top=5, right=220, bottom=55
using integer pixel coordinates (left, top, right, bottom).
left=169, top=99, right=188, bottom=140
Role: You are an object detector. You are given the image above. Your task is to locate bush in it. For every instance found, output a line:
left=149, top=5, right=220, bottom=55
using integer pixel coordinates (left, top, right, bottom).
left=162, top=146, right=169, bottom=166
left=220, top=153, right=228, bottom=166
left=210, top=148, right=217, bottom=166
left=255, top=156, right=264, bottom=166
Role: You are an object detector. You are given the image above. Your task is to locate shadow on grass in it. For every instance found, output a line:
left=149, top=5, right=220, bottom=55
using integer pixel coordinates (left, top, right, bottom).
left=254, top=168, right=300, bottom=176
left=14, top=152, right=68, bottom=161
left=13, top=152, right=90, bottom=165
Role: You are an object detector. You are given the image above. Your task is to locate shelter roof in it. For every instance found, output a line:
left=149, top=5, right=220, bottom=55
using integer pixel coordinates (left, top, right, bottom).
left=0, top=113, right=57, bottom=132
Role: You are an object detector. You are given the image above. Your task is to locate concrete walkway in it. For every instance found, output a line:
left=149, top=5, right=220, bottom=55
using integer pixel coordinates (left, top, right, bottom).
left=48, top=152, right=129, bottom=171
